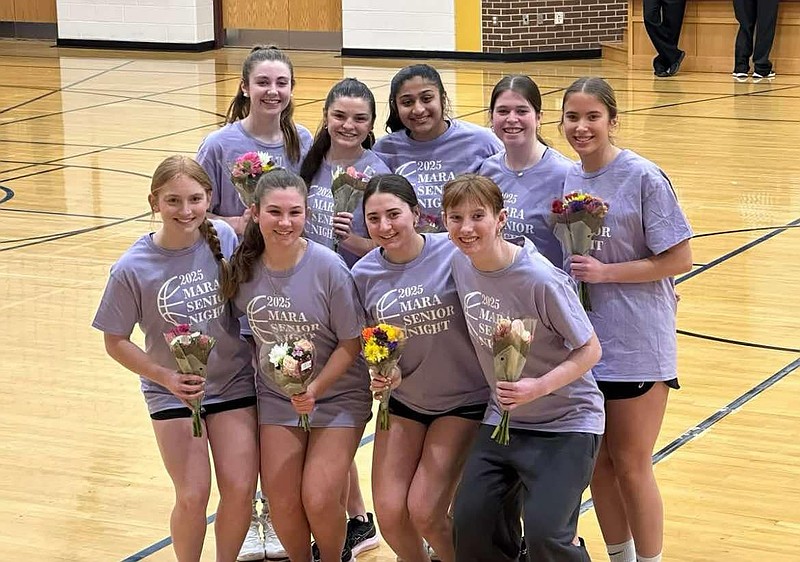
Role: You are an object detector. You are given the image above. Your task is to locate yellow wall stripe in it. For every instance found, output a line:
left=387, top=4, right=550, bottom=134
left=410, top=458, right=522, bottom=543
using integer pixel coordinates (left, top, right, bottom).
left=454, top=0, right=481, bottom=52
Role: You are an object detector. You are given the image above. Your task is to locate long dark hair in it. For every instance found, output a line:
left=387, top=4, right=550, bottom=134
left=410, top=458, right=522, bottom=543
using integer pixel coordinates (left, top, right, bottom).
left=222, top=168, right=308, bottom=300
left=385, top=64, right=450, bottom=133
left=225, top=45, right=302, bottom=164
left=490, top=75, right=548, bottom=146
left=299, top=78, right=377, bottom=186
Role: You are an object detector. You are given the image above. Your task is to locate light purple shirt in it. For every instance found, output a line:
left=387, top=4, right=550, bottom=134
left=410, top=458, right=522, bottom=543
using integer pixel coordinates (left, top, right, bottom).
left=352, top=234, right=490, bottom=414
left=563, top=149, right=693, bottom=382
left=92, top=220, right=255, bottom=414
left=478, top=147, right=573, bottom=268
left=373, top=119, right=502, bottom=216
left=451, top=238, right=605, bottom=434
left=196, top=121, right=313, bottom=217
left=306, top=150, right=391, bottom=268
left=232, top=241, right=371, bottom=427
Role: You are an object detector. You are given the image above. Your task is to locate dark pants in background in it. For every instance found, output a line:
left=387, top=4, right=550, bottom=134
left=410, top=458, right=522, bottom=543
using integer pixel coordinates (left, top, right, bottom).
left=643, top=0, right=688, bottom=72
left=733, top=0, right=780, bottom=74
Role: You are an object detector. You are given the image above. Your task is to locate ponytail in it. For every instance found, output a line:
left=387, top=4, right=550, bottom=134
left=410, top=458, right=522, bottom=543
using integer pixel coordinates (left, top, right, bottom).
left=225, top=89, right=249, bottom=124
left=280, top=100, right=301, bottom=164
left=221, top=219, right=264, bottom=300
left=300, top=124, right=331, bottom=186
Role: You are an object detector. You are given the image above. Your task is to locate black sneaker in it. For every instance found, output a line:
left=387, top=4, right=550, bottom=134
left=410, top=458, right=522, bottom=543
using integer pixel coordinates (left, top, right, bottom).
left=311, top=542, right=355, bottom=562
left=346, top=513, right=380, bottom=555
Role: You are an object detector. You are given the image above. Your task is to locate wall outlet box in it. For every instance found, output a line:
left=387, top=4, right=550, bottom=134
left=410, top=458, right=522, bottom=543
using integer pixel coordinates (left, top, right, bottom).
left=554, top=11, right=564, bottom=24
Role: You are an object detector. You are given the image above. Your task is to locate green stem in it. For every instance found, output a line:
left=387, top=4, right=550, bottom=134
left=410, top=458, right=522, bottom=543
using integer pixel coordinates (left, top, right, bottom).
left=579, top=281, right=592, bottom=312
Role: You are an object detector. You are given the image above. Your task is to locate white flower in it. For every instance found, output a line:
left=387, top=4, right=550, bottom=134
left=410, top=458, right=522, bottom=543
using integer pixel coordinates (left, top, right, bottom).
left=257, top=151, right=272, bottom=166
left=268, top=343, right=290, bottom=368
left=511, top=319, right=531, bottom=342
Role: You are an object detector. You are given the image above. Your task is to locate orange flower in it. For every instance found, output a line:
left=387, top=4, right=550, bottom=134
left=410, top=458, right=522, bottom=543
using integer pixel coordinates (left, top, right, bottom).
left=362, top=327, right=375, bottom=341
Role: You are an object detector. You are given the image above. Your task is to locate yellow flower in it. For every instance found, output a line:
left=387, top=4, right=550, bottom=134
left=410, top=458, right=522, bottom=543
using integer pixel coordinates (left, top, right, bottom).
left=364, top=340, right=389, bottom=363
left=382, top=325, right=399, bottom=341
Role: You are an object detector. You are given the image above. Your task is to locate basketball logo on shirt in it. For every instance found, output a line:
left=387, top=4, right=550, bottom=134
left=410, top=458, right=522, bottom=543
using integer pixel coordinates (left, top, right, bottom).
left=246, top=295, right=319, bottom=345
left=463, top=290, right=521, bottom=350
left=157, top=269, right=224, bottom=327
left=375, top=289, right=402, bottom=324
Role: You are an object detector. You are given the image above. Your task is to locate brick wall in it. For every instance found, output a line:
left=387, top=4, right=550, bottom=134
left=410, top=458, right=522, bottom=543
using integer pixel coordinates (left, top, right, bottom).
left=482, top=0, right=626, bottom=53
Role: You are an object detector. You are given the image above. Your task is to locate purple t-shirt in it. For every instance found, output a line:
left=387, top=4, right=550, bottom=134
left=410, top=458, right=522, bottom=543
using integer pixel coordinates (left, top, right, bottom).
left=232, top=240, right=371, bottom=427
left=451, top=238, right=605, bottom=434
left=373, top=119, right=502, bottom=217
left=352, top=234, right=489, bottom=414
left=563, top=149, right=693, bottom=382
left=196, top=121, right=313, bottom=217
left=478, top=147, right=573, bottom=268
left=305, top=150, right=391, bottom=268
left=92, top=220, right=255, bottom=415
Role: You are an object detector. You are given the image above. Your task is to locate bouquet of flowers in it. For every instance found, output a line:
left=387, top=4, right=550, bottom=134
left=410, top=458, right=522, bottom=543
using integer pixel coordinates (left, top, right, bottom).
left=264, top=338, right=315, bottom=431
left=331, top=165, right=373, bottom=251
left=361, top=324, right=407, bottom=430
left=164, top=324, right=216, bottom=438
left=551, top=192, right=609, bottom=311
left=491, top=318, right=534, bottom=445
left=230, top=151, right=275, bottom=206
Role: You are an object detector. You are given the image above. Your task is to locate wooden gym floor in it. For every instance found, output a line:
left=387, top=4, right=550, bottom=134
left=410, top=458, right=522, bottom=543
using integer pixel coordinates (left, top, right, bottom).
left=0, top=39, right=798, bottom=561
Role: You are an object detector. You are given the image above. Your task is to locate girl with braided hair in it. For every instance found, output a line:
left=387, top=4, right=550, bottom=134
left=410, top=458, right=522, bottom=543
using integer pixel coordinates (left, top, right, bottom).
left=93, top=155, right=258, bottom=562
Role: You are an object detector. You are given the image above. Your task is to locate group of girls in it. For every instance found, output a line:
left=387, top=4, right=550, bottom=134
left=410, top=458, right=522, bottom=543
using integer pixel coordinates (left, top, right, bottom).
left=93, top=44, right=693, bottom=562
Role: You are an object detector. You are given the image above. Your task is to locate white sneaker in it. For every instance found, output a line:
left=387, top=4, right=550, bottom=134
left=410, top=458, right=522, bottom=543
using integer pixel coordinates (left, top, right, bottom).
left=261, top=501, right=289, bottom=560
left=238, top=501, right=265, bottom=561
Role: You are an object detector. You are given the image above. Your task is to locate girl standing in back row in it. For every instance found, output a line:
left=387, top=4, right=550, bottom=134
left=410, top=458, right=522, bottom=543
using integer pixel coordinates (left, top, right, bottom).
left=197, top=45, right=313, bottom=236
left=560, top=77, right=693, bottom=562
left=373, top=64, right=502, bottom=229
left=478, top=75, right=573, bottom=268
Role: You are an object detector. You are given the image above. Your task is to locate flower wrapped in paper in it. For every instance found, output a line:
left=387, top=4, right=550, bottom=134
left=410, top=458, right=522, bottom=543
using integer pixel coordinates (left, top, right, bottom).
left=330, top=165, right=372, bottom=251
left=164, top=323, right=216, bottom=438
left=551, top=192, right=609, bottom=311
left=230, top=151, right=275, bottom=206
left=361, top=324, right=407, bottom=430
left=491, top=318, right=534, bottom=445
left=263, top=338, right=315, bottom=431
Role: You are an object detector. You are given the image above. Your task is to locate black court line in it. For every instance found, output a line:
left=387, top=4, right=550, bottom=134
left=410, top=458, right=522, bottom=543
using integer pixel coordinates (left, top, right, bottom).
left=676, top=330, right=799, bottom=354
left=0, top=165, right=67, bottom=183
left=678, top=217, right=800, bottom=284
left=0, top=60, right=134, bottom=115
left=0, top=207, right=125, bottom=220
left=0, top=185, right=13, bottom=204
left=0, top=211, right=150, bottom=253
left=692, top=224, right=800, bottom=238
left=0, top=76, right=240, bottom=127
left=618, top=112, right=800, bottom=124
left=580, top=357, right=800, bottom=514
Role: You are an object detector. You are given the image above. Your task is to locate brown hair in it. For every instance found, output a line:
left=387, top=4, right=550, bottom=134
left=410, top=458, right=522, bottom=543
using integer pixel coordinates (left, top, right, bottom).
left=560, top=76, right=619, bottom=136
left=150, top=155, right=232, bottom=293
left=489, top=74, right=547, bottom=146
left=222, top=168, right=308, bottom=300
left=442, top=174, right=504, bottom=216
left=225, top=45, right=302, bottom=164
